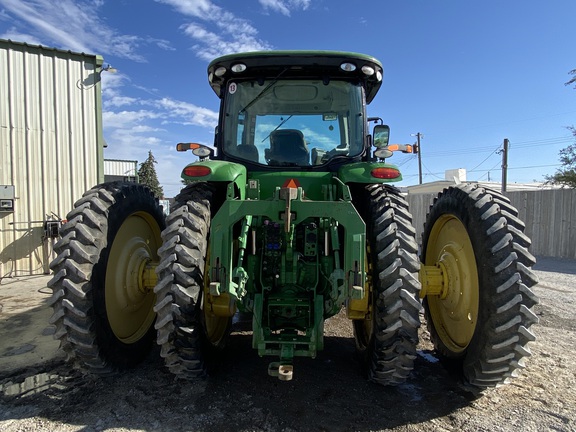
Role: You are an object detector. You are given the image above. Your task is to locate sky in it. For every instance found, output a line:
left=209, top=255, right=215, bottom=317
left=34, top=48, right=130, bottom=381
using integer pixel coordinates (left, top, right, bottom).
left=1, top=0, right=575, bottom=197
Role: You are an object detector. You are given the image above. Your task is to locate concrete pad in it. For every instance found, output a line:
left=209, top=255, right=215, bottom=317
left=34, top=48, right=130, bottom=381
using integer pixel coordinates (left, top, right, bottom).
left=0, top=275, right=63, bottom=375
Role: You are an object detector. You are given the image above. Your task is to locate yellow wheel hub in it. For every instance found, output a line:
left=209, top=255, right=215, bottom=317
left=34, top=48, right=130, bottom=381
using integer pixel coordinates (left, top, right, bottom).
left=203, top=249, right=234, bottom=345
left=105, top=212, right=161, bottom=344
left=351, top=244, right=372, bottom=346
left=203, top=292, right=234, bottom=343
left=421, top=214, right=479, bottom=353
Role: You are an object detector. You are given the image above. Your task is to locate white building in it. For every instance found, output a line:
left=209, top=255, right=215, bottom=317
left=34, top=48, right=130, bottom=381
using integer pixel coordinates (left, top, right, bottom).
left=0, top=39, right=105, bottom=276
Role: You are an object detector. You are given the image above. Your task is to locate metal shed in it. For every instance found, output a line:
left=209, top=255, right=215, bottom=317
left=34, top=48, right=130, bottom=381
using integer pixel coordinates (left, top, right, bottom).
left=0, top=39, right=104, bottom=277
left=104, top=159, right=139, bottom=183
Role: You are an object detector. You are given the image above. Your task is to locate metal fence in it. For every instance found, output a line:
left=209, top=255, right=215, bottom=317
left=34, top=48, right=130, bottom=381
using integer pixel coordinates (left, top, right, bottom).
left=406, top=187, right=576, bottom=260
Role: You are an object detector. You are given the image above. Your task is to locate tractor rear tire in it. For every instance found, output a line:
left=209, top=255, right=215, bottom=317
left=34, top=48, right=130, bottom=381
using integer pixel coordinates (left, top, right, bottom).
left=48, top=182, right=165, bottom=374
left=353, top=184, right=422, bottom=385
left=154, top=182, right=231, bottom=380
left=421, top=184, right=539, bottom=389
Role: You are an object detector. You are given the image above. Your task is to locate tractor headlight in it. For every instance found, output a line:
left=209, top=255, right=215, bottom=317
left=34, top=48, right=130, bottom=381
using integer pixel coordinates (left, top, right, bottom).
left=231, top=63, right=247, bottom=73
left=214, top=66, right=227, bottom=77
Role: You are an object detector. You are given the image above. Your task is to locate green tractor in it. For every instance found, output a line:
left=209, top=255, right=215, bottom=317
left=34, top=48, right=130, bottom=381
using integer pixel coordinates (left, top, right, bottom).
left=48, top=51, right=538, bottom=389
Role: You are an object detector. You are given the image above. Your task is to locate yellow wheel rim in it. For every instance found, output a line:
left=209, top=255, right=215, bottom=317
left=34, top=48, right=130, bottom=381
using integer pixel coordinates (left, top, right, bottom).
left=105, top=212, right=161, bottom=344
left=202, top=248, right=231, bottom=345
left=425, top=214, right=479, bottom=353
left=353, top=245, right=373, bottom=346
left=361, top=246, right=373, bottom=341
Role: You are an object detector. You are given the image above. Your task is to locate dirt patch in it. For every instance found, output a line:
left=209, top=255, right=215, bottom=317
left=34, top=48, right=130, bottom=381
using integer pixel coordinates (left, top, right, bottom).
left=1, top=257, right=575, bottom=432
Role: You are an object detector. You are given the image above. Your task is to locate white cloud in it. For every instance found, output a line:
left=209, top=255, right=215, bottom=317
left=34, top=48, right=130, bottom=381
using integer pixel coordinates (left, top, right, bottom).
left=101, top=73, right=142, bottom=108
left=102, top=110, right=164, bottom=130
left=148, top=37, right=176, bottom=51
left=157, top=97, right=218, bottom=128
left=154, top=0, right=216, bottom=18
left=182, top=22, right=271, bottom=61
left=0, top=27, right=43, bottom=45
left=258, top=0, right=311, bottom=16
left=0, top=0, right=172, bottom=61
left=105, top=94, right=139, bottom=108
left=156, top=0, right=272, bottom=59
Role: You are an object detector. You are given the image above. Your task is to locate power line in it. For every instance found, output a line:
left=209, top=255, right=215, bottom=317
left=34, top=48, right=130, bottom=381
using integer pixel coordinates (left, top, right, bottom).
left=511, top=135, right=573, bottom=147
left=469, top=147, right=501, bottom=172
left=425, top=145, right=499, bottom=158
left=424, top=135, right=572, bottom=158
left=421, top=160, right=444, bottom=180
left=401, top=163, right=561, bottom=180
left=508, top=164, right=560, bottom=170
left=476, top=161, right=502, bottom=181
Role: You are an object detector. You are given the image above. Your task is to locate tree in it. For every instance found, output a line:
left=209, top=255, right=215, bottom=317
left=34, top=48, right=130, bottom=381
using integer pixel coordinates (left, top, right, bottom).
left=545, top=71, right=576, bottom=188
left=545, top=127, right=576, bottom=188
left=567, top=69, right=576, bottom=89
left=138, top=150, right=164, bottom=198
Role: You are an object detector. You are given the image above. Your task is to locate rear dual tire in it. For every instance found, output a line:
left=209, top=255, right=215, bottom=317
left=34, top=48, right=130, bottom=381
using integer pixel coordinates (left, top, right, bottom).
left=421, top=184, right=539, bottom=389
left=154, top=182, right=231, bottom=379
left=48, top=182, right=164, bottom=373
left=353, top=184, right=422, bottom=386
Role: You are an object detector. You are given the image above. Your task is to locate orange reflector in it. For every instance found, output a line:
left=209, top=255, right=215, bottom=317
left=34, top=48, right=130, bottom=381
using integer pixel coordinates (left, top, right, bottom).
left=371, top=167, right=400, bottom=179
left=177, top=142, right=202, bottom=152
left=183, top=165, right=211, bottom=177
left=387, top=144, right=413, bottom=153
left=282, top=178, right=300, bottom=188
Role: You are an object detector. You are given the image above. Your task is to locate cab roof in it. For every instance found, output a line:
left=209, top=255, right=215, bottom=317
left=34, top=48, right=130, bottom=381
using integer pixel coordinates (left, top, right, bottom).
left=207, top=50, right=384, bottom=104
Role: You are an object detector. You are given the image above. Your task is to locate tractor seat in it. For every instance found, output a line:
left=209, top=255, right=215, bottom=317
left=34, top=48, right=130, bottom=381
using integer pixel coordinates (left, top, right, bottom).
left=236, top=144, right=259, bottom=162
left=266, top=129, right=309, bottom=165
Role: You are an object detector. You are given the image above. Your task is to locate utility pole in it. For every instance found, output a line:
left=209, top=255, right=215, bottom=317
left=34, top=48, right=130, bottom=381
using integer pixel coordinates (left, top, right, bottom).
left=412, top=132, right=424, bottom=184
left=501, top=138, right=509, bottom=193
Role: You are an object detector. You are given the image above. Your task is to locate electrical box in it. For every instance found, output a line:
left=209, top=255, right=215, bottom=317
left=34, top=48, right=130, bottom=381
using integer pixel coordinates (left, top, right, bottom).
left=44, top=220, right=62, bottom=238
left=0, top=185, right=15, bottom=212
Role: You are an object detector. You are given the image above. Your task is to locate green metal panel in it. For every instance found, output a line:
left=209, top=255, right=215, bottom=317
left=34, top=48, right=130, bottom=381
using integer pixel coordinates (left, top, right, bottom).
left=181, top=160, right=247, bottom=198
left=209, top=188, right=365, bottom=299
left=248, top=171, right=334, bottom=200
left=210, top=185, right=366, bottom=362
left=338, top=161, right=403, bottom=184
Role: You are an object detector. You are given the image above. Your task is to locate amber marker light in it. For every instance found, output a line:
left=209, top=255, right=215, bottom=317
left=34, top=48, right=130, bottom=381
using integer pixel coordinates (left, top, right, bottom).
left=176, top=143, right=199, bottom=151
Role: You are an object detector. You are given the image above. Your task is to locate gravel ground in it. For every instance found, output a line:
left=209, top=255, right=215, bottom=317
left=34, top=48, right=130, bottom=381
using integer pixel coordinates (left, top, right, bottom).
left=0, top=255, right=574, bottom=432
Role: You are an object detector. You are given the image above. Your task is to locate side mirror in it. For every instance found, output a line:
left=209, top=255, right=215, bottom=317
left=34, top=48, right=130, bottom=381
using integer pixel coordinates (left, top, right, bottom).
left=373, top=124, right=390, bottom=148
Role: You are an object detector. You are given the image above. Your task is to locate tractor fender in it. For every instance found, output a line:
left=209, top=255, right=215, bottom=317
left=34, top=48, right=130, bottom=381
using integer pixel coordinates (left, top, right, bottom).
left=181, top=160, right=247, bottom=199
left=338, top=161, right=402, bottom=184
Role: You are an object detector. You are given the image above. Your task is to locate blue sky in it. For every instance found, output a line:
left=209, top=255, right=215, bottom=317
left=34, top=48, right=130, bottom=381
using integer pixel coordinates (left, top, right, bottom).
left=1, top=0, right=575, bottom=197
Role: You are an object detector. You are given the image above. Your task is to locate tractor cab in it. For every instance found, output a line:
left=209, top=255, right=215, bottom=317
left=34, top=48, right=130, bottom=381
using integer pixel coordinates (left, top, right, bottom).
left=206, top=51, right=387, bottom=170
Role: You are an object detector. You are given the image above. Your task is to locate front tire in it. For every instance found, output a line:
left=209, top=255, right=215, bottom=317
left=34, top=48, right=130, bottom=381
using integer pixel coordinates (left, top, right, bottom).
left=353, top=184, right=422, bottom=385
left=48, top=182, right=165, bottom=374
left=421, top=184, right=539, bottom=389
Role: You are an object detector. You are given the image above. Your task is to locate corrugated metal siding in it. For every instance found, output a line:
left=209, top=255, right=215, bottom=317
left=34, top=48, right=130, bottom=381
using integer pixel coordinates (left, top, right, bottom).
left=507, top=189, right=576, bottom=259
left=0, top=40, right=104, bottom=277
left=104, top=159, right=138, bottom=177
left=407, top=187, right=576, bottom=260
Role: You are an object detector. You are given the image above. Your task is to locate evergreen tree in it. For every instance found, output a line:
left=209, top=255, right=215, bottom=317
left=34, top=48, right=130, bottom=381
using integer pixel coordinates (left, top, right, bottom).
left=138, top=150, right=164, bottom=198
